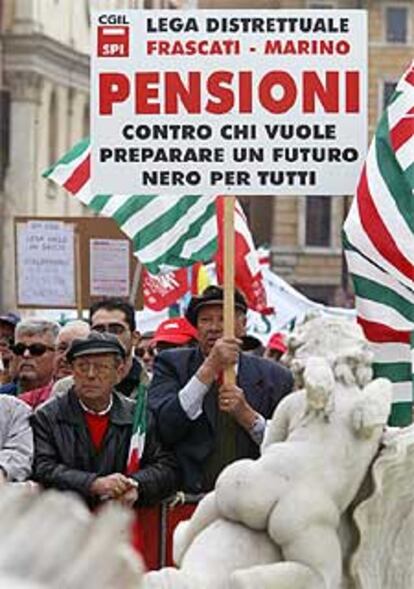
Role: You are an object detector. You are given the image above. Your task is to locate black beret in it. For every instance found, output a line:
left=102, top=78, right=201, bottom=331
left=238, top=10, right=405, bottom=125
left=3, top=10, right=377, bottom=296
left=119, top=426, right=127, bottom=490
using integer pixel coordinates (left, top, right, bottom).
left=67, top=331, right=126, bottom=363
left=185, top=285, right=247, bottom=327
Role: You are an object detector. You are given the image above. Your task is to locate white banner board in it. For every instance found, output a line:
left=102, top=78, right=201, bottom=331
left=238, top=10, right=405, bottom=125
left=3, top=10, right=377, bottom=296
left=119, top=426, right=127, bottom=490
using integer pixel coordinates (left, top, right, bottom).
left=90, top=238, right=130, bottom=297
left=16, top=220, right=76, bottom=307
left=91, top=9, right=367, bottom=196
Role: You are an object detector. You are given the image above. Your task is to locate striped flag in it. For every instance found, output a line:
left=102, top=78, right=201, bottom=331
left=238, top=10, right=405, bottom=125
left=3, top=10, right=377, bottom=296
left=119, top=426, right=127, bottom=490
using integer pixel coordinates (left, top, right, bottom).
left=343, top=61, right=414, bottom=426
left=126, top=383, right=147, bottom=475
left=43, top=139, right=217, bottom=275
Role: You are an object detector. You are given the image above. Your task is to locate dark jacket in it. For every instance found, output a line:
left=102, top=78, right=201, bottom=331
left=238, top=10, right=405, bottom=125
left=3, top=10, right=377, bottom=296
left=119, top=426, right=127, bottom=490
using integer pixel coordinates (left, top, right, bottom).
left=31, top=388, right=180, bottom=507
left=148, top=347, right=293, bottom=493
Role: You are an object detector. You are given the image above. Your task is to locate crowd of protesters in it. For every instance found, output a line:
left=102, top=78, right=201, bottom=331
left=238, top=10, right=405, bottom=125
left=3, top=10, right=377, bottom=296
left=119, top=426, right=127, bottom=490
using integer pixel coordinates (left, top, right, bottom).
left=0, top=290, right=293, bottom=565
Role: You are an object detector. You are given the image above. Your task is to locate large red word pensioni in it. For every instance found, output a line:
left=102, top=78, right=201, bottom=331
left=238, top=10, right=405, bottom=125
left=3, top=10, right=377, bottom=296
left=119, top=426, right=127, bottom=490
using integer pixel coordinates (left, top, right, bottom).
left=99, top=70, right=360, bottom=115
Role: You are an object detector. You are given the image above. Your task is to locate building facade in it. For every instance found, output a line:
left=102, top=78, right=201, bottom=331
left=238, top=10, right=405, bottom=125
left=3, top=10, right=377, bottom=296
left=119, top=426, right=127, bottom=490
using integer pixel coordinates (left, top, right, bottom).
left=0, top=0, right=413, bottom=309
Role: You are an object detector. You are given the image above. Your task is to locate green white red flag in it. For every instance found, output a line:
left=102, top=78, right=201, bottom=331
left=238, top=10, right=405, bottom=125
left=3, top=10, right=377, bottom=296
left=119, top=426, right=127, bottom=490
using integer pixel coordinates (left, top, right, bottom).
left=44, top=140, right=271, bottom=314
left=126, top=384, right=147, bottom=475
left=343, top=60, right=414, bottom=426
left=43, top=139, right=218, bottom=275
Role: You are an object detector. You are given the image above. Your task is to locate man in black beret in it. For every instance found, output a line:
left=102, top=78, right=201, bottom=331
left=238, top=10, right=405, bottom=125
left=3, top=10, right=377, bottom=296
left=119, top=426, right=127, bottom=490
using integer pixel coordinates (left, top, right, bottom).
left=31, top=331, right=180, bottom=509
left=148, top=285, right=293, bottom=494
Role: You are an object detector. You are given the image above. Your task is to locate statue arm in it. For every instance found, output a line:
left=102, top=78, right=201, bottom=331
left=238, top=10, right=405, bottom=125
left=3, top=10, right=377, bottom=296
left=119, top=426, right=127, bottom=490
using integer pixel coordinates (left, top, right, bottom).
left=261, top=396, right=292, bottom=451
left=351, top=378, right=393, bottom=438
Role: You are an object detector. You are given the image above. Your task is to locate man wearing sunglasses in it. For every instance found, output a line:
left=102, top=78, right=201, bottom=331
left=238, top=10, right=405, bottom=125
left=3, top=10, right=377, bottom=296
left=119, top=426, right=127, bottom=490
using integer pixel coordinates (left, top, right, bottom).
left=4, top=319, right=59, bottom=409
left=89, top=298, right=149, bottom=399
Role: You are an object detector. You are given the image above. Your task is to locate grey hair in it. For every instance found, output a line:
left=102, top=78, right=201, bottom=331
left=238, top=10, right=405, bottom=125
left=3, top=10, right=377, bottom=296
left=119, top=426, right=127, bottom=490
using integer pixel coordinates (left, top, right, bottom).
left=58, top=320, right=90, bottom=337
left=15, top=319, right=60, bottom=343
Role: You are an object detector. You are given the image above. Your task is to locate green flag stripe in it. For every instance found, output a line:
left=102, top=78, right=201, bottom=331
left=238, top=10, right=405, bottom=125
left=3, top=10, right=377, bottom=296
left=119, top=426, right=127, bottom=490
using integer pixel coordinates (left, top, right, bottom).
left=389, top=402, right=412, bottom=426
left=143, top=237, right=218, bottom=274
left=373, top=361, right=412, bottom=383
left=375, top=114, right=414, bottom=232
left=136, top=210, right=217, bottom=271
left=352, top=275, right=414, bottom=322
left=111, top=195, right=162, bottom=225
left=130, top=198, right=215, bottom=252
left=89, top=194, right=112, bottom=211
left=403, top=161, right=414, bottom=188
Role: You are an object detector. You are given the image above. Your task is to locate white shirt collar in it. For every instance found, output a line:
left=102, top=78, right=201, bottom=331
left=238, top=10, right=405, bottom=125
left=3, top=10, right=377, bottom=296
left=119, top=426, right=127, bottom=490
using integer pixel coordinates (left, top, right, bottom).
left=79, top=395, right=113, bottom=416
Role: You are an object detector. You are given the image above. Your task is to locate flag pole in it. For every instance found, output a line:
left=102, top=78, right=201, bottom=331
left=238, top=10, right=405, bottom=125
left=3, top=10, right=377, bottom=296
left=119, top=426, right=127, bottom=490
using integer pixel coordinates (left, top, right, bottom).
left=223, top=195, right=236, bottom=385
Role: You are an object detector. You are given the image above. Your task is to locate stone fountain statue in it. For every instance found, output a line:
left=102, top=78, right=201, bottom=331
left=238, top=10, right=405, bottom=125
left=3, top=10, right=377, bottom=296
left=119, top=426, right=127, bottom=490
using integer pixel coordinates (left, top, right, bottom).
left=144, top=315, right=414, bottom=589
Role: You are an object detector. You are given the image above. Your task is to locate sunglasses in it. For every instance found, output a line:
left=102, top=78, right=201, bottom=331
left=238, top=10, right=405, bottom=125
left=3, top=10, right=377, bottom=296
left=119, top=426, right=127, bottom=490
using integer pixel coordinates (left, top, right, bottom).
left=136, top=347, right=156, bottom=358
left=11, top=343, right=55, bottom=357
left=92, top=323, right=127, bottom=336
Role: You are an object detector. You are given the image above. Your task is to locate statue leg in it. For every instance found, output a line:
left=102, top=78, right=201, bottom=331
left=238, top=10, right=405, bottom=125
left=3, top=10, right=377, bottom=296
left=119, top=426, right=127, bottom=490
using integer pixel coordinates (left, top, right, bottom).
left=173, top=492, right=219, bottom=566
left=230, top=561, right=323, bottom=589
left=282, top=524, right=342, bottom=589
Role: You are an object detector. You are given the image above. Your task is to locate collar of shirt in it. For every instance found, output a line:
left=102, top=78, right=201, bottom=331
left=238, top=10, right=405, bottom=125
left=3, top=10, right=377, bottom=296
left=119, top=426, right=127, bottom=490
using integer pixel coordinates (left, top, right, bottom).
left=79, top=395, right=113, bottom=416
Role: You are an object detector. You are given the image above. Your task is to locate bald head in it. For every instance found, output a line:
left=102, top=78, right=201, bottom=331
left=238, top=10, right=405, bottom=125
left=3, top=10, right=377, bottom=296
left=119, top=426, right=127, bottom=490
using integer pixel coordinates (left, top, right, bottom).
left=54, top=320, right=90, bottom=381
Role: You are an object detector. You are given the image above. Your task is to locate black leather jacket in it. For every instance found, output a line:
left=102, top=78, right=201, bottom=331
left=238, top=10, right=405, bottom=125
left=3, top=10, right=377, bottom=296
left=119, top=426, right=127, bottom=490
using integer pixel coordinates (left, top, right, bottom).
left=31, top=388, right=180, bottom=507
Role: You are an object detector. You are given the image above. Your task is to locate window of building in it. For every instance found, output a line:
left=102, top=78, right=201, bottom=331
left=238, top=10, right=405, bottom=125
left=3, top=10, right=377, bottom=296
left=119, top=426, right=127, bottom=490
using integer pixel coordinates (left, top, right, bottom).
left=239, top=196, right=273, bottom=247
left=383, top=80, right=398, bottom=109
left=305, top=196, right=331, bottom=247
left=385, top=5, right=409, bottom=43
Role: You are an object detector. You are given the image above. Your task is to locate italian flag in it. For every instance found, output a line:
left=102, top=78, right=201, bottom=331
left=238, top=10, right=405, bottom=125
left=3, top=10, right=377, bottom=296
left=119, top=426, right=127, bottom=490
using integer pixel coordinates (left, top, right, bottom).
left=43, top=140, right=218, bottom=275
left=126, top=384, right=147, bottom=475
left=343, top=60, right=414, bottom=426
left=44, top=141, right=271, bottom=313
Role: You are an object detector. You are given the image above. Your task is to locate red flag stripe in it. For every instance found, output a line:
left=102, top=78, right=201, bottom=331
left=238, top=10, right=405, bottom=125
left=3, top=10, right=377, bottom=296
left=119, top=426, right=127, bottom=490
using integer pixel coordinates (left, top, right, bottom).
left=404, top=67, right=414, bottom=86
left=389, top=116, right=414, bottom=152
left=357, top=166, right=414, bottom=281
left=357, top=316, right=411, bottom=344
left=63, top=154, right=90, bottom=194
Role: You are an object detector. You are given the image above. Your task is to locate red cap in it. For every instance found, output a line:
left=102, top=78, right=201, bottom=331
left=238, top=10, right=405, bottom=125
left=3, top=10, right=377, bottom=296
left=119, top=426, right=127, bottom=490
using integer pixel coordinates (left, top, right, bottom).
left=267, top=332, right=287, bottom=354
left=152, top=318, right=198, bottom=346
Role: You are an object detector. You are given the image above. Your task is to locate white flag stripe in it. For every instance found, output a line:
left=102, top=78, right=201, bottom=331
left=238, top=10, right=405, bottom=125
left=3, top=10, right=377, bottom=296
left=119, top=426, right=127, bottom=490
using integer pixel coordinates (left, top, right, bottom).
left=344, top=199, right=414, bottom=291
left=356, top=296, right=413, bottom=330
left=75, top=181, right=93, bottom=205
left=370, top=342, right=411, bottom=364
left=346, top=250, right=414, bottom=305
left=135, top=197, right=217, bottom=263
left=121, top=194, right=188, bottom=237
left=366, top=145, right=414, bottom=263
left=100, top=194, right=136, bottom=217
left=387, top=86, right=414, bottom=129
left=395, top=134, right=414, bottom=171
left=181, top=215, right=217, bottom=258
left=392, top=381, right=413, bottom=403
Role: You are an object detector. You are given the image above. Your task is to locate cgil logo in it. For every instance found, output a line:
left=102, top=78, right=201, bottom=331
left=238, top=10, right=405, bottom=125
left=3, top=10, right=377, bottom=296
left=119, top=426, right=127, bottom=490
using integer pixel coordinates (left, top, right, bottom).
left=97, top=20, right=130, bottom=57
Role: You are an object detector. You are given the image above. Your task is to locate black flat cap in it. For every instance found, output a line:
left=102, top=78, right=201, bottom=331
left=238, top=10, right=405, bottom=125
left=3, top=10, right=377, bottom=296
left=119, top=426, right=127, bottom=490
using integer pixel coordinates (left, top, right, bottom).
left=67, top=331, right=126, bottom=363
left=185, top=285, right=247, bottom=327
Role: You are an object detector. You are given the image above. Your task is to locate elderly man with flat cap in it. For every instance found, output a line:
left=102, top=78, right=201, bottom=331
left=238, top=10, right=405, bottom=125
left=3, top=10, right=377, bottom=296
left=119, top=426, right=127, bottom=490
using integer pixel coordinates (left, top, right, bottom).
left=148, top=285, right=293, bottom=494
left=31, top=331, right=180, bottom=508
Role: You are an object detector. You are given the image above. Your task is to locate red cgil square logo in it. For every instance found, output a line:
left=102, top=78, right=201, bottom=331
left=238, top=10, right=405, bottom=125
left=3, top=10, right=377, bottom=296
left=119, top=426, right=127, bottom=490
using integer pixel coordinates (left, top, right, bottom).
left=97, top=25, right=129, bottom=57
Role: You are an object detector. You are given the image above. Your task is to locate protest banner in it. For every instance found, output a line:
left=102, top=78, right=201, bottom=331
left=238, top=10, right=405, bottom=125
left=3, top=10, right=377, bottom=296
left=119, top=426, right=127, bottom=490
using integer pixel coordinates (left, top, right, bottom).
left=91, top=8, right=368, bottom=382
left=91, top=9, right=367, bottom=196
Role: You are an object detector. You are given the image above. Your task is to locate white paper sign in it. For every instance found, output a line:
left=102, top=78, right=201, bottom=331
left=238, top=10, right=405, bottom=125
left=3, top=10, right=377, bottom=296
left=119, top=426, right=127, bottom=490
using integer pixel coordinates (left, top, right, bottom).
left=17, top=221, right=76, bottom=307
left=90, top=239, right=130, bottom=296
left=91, top=9, right=367, bottom=195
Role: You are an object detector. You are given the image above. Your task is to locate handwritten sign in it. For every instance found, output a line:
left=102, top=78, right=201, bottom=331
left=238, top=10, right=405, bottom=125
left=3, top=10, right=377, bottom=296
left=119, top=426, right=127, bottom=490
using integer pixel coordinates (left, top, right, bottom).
left=16, top=221, right=76, bottom=307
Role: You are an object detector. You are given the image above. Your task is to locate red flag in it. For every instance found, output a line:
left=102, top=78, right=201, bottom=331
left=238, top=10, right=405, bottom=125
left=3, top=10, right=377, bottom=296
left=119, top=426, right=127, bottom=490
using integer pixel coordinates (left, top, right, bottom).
left=142, top=267, right=189, bottom=311
left=216, top=196, right=273, bottom=315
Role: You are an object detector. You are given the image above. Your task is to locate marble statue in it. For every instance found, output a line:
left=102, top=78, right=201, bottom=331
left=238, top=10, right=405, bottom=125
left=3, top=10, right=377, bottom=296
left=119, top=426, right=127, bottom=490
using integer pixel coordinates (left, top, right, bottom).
left=0, top=485, right=144, bottom=589
left=143, top=316, right=398, bottom=589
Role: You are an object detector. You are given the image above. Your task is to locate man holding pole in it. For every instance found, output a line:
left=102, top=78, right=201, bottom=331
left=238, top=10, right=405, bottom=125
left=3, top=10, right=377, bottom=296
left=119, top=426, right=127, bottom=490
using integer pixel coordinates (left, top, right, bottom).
left=148, top=285, right=293, bottom=494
